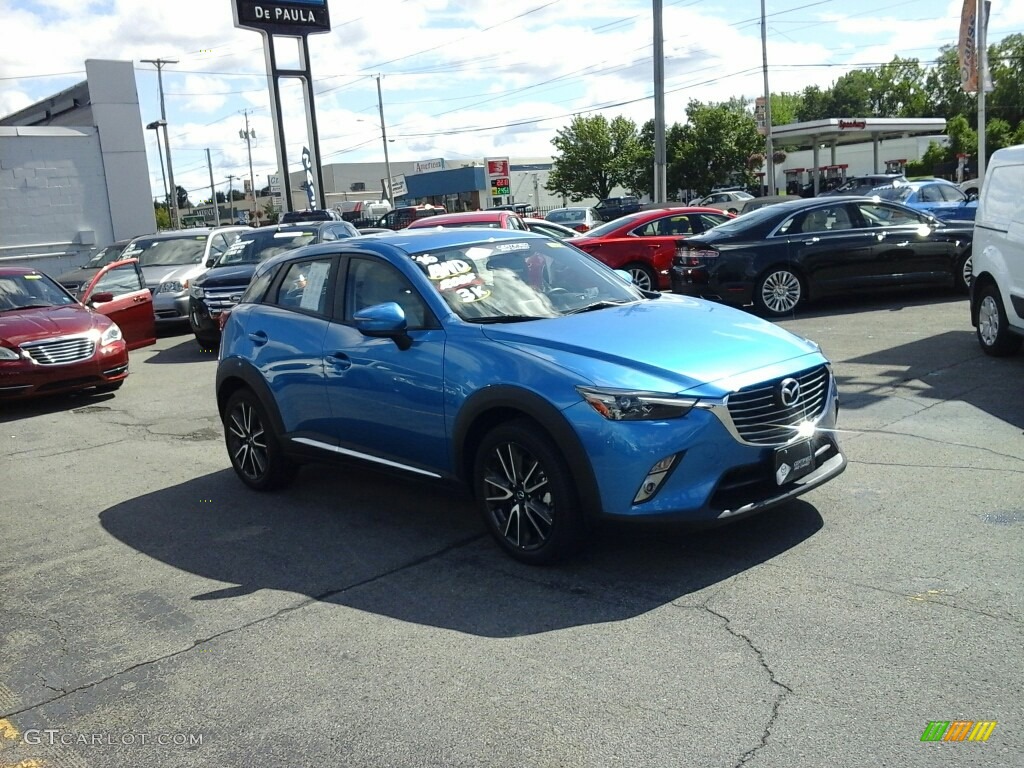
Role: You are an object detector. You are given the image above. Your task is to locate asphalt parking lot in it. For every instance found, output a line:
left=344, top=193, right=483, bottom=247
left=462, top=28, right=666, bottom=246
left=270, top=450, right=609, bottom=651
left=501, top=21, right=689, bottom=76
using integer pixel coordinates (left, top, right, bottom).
left=2, top=288, right=1022, bottom=768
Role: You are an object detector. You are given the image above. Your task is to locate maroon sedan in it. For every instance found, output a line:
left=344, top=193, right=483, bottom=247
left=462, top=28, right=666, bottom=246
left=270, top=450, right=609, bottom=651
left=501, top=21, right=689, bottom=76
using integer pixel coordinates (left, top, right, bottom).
left=571, top=207, right=733, bottom=291
left=0, top=262, right=154, bottom=400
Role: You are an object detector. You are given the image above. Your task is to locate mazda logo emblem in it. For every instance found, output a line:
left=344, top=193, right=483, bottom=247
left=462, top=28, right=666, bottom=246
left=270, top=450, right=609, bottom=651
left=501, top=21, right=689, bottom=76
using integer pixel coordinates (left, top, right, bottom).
left=778, top=378, right=801, bottom=407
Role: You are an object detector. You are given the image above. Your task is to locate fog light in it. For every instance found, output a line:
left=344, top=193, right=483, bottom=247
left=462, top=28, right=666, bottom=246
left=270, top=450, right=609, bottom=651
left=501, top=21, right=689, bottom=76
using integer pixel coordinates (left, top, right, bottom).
left=634, top=454, right=680, bottom=503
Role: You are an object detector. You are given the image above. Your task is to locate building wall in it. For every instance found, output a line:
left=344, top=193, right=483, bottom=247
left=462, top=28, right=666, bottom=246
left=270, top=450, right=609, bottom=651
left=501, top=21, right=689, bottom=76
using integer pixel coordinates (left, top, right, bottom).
left=0, top=59, right=155, bottom=276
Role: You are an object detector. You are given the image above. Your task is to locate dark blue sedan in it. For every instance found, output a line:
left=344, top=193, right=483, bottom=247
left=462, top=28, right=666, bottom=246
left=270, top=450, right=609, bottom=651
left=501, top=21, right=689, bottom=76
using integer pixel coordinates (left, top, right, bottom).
left=215, top=229, right=846, bottom=563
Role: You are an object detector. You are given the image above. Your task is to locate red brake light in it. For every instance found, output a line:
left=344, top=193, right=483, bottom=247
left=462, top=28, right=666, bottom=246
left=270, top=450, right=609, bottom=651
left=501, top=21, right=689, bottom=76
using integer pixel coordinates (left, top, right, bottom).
left=574, top=224, right=589, bottom=232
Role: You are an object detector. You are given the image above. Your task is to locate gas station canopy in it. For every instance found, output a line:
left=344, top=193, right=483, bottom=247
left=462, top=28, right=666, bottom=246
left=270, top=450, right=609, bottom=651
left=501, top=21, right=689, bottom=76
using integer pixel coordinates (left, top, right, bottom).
left=770, top=117, right=947, bottom=194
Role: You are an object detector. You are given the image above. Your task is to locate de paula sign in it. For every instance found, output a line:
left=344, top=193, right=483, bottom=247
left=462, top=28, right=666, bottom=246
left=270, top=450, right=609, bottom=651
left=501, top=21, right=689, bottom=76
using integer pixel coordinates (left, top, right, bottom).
left=233, top=0, right=331, bottom=35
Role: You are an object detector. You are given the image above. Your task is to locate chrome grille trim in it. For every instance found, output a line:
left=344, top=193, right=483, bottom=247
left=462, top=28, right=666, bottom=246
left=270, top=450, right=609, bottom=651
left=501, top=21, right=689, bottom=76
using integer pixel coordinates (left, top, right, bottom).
left=202, top=285, right=247, bottom=311
left=20, top=335, right=96, bottom=366
left=724, top=365, right=831, bottom=445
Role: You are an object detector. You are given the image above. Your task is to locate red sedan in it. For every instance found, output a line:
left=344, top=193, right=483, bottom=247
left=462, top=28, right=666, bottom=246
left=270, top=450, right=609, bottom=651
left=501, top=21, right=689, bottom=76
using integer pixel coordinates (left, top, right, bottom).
left=405, top=210, right=528, bottom=230
left=0, top=261, right=154, bottom=400
left=571, top=207, right=733, bottom=291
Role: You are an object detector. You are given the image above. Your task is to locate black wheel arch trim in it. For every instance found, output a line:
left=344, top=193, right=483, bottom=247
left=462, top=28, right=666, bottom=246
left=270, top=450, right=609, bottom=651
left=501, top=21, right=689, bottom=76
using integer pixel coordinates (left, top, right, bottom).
left=452, top=385, right=603, bottom=519
left=216, top=358, right=288, bottom=439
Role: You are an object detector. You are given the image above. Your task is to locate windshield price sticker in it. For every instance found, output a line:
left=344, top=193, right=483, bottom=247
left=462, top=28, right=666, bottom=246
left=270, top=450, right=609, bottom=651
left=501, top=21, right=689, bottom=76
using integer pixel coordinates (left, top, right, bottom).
left=413, top=254, right=439, bottom=265
left=456, top=285, right=490, bottom=303
left=427, top=260, right=473, bottom=281
left=225, top=242, right=248, bottom=254
left=494, top=242, right=529, bottom=252
left=437, top=273, right=479, bottom=292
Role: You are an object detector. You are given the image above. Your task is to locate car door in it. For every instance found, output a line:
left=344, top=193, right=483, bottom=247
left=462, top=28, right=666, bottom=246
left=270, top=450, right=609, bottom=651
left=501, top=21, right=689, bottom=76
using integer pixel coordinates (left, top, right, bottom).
left=82, top=259, right=156, bottom=350
left=320, top=255, right=448, bottom=476
left=784, top=202, right=880, bottom=293
left=855, top=201, right=953, bottom=286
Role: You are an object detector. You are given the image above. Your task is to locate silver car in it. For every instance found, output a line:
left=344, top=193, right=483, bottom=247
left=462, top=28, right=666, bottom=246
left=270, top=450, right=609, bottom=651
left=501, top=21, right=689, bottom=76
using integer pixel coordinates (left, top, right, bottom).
left=121, top=227, right=249, bottom=323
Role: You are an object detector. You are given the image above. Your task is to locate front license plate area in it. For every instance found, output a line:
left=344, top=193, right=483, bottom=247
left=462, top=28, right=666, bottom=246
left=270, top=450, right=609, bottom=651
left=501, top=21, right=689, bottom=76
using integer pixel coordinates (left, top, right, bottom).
left=774, top=439, right=815, bottom=485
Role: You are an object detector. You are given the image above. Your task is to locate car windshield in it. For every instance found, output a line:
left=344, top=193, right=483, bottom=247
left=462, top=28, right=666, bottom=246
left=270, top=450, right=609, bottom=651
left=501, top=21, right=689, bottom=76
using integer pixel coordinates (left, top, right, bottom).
left=546, top=209, right=588, bottom=224
left=584, top=212, right=647, bottom=237
left=217, top=231, right=318, bottom=265
left=85, top=243, right=126, bottom=267
left=0, top=272, right=78, bottom=312
left=125, top=236, right=208, bottom=266
left=409, top=237, right=644, bottom=322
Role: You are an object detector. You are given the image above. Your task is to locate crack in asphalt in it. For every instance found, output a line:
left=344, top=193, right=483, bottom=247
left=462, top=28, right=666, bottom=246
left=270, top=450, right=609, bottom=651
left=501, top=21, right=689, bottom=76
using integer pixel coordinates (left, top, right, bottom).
left=849, top=459, right=1024, bottom=474
left=0, top=533, right=486, bottom=722
left=837, top=426, right=1024, bottom=465
left=701, top=604, right=792, bottom=768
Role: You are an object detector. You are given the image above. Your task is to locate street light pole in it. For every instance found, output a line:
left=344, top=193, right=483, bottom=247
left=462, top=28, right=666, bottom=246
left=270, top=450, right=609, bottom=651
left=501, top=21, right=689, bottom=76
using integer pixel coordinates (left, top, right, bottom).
left=146, top=120, right=169, bottom=223
left=760, top=0, right=775, bottom=196
left=376, top=75, right=394, bottom=203
left=141, top=58, right=179, bottom=228
left=227, top=175, right=236, bottom=223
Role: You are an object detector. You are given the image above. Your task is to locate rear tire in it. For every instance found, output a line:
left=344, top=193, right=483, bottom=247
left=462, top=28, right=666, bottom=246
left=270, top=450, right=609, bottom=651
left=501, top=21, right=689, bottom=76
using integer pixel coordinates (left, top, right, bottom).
left=625, top=263, right=658, bottom=292
left=954, top=251, right=972, bottom=294
left=754, top=266, right=805, bottom=317
left=223, top=389, right=297, bottom=491
left=976, top=283, right=1023, bottom=357
left=474, top=419, right=585, bottom=565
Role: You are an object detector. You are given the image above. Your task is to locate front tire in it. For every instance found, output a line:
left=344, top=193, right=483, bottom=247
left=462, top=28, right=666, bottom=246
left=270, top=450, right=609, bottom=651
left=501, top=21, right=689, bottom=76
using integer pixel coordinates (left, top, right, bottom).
left=223, top=389, right=297, bottom=490
left=754, top=266, right=805, bottom=317
left=474, top=419, right=584, bottom=565
left=976, top=283, right=1023, bottom=357
left=195, top=333, right=219, bottom=352
left=955, top=252, right=972, bottom=294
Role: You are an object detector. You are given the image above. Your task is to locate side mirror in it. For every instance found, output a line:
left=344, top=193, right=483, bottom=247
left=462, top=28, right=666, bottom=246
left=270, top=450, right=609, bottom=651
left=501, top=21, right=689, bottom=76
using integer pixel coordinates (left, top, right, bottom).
left=354, top=302, right=412, bottom=350
left=89, top=291, right=115, bottom=304
left=206, top=258, right=216, bottom=268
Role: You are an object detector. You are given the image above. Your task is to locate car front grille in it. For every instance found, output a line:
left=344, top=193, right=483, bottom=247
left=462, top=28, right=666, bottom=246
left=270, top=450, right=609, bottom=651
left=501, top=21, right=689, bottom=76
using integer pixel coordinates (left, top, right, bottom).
left=725, top=365, right=830, bottom=445
left=203, top=286, right=246, bottom=312
left=21, top=335, right=96, bottom=366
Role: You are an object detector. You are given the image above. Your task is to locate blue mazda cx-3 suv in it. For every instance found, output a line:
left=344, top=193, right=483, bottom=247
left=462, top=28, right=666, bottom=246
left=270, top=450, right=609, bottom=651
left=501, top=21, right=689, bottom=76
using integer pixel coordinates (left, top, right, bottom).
left=216, top=229, right=846, bottom=563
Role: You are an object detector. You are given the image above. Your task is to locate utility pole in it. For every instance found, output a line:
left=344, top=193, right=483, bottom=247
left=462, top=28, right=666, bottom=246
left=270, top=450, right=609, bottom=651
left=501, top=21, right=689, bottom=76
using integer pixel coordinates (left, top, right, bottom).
left=227, top=175, right=236, bottom=224
left=760, top=0, right=775, bottom=196
left=652, top=0, right=667, bottom=203
left=240, top=110, right=257, bottom=220
left=206, top=149, right=216, bottom=224
left=141, top=58, right=179, bottom=228
left=376, top=75, right=394, bottom=203
left=977, top=0, right=988, bottom=181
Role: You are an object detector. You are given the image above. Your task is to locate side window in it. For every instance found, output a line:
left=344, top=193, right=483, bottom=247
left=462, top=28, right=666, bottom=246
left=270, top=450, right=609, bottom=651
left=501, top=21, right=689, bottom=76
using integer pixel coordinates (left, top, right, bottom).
left=938, top=184, right=965, bottom=203
left=272, top=258, right=333, bottom=315
left=241, top=268, right=275, bottom=304
left=509, top=216, right=527, bottom=231
left=210, top=234, right=231, bottom=260
left=345, top=258, right=428, bottom=329
left=321, top=227, right=338, bottom=242
left=697, top=213, right=730, bottom=231
left=856, top=202, right=922, bottom=228
left=93, top=263, right=144, bottom=297
left=797, top=206, right=856, bottom=233
left=919, top=185, right=942, bottom=203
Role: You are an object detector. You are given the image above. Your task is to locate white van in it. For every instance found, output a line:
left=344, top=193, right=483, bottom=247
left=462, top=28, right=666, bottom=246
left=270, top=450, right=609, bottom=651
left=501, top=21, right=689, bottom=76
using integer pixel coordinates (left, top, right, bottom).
left=971, top=145, right=1024, bottom=356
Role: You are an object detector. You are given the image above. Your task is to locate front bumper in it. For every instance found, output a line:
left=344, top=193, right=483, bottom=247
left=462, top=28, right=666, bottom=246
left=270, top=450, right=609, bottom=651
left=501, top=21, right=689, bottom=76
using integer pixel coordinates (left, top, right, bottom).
left=153, top=291, right=190, bottom=322
left=0, top=343, right=129, bottom=400
left=571, top=367, right=845, bottom=524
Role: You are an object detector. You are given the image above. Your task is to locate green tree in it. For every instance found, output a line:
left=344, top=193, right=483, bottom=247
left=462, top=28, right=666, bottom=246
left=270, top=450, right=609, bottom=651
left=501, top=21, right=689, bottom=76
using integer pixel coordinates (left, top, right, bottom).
left=830, top=69, right=879, bottom=116
left=154, top=202, right=170, bottom=229
left=873, top=57, right=929, bottom=117
left=546, top=115, right=640, bottom=201
left=797, top=85, right=832, bottom=122
left=769, top=92, right=803, bottom=127
left=988, top=34, right=1024, bottom=128
left=923, top=46, right=974, bottom=120
left=672, top=100, right=762, bottom=195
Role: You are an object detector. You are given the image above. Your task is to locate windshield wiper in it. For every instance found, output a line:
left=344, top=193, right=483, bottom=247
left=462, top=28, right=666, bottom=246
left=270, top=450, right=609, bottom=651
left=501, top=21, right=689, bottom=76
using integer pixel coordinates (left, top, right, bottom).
left=567, top=300, right=631, bottom=314
left=464, top=314, right=547, bottom=324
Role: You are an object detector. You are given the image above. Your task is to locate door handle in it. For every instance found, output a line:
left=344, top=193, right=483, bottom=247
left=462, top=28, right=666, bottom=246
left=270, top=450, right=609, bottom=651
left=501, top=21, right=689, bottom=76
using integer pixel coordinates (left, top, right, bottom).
left=248, top=330, right=268, bottom=346
left=133, top=296, right=148, bottom=303
left=329, top=351, right=351, bottom=370
left=803, top=237, right=820, bottom=245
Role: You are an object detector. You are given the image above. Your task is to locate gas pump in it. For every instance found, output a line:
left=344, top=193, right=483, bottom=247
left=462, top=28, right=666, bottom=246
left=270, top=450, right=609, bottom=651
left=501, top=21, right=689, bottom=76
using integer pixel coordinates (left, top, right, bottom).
left=823, top=165, right=848, bottom=191
left=784, top=168, right=805, bottom=196
left=885, top=159, right=906, bottom=175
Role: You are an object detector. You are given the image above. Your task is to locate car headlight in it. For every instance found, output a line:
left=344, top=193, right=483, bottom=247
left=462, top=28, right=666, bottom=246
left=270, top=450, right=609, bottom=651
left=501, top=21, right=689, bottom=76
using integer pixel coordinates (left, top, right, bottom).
left=160, top=280, right=187, bottom=293
left=0, top=346, right=21, bottom=361
left=576, top=386, right=698, bottom=420
left=190, top=284, right=205, bottom=298
left=100, top=323, right=123, bottom=346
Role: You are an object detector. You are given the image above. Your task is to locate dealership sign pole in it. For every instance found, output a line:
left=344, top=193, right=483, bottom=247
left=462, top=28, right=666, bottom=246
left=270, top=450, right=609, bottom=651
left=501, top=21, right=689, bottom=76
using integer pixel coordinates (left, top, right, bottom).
left=232, top=0, right=331, bottom=213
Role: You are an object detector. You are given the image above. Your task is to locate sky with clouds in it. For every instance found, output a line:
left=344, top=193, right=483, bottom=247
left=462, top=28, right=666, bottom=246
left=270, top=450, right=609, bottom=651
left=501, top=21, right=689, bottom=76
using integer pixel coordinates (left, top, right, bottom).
left=2, top=0, right=1023, bottom=202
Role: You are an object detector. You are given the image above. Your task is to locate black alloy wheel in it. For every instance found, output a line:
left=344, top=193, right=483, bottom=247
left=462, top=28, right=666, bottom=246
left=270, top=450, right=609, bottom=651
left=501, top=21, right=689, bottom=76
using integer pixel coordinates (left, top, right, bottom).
left=474, top=419, right=584, bottom=565
left=224, top=389, right=297, bottom=490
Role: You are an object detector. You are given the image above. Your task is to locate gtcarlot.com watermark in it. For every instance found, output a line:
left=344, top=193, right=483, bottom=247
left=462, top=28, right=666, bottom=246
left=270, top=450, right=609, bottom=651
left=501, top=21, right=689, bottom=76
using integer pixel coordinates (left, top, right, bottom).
left=22, top=729, right=203, bottom=747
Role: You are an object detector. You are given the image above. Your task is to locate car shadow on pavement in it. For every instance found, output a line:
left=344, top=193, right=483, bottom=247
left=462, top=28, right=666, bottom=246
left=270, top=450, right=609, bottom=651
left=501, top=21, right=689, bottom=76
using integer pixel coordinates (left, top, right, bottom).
left=741, top=288, right=966, bottom=322
left=833, top=329, right=1024, bottom=429
left=143, top=336, right=218, bottom=364
left=0, top=389, right=118, bottom=422
left=99, top=466, right=823, bottom=638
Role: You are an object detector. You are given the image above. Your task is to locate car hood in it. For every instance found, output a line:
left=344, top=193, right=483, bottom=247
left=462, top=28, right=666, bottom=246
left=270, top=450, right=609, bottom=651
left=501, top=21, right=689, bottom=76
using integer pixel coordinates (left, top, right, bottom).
left=142, top=263, right=205, bottom=287
left=0, top=305, right=104, bottom=346
left=198, top=264, right=257, bottom=287
left=481, top=295, right=824, bottom=395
